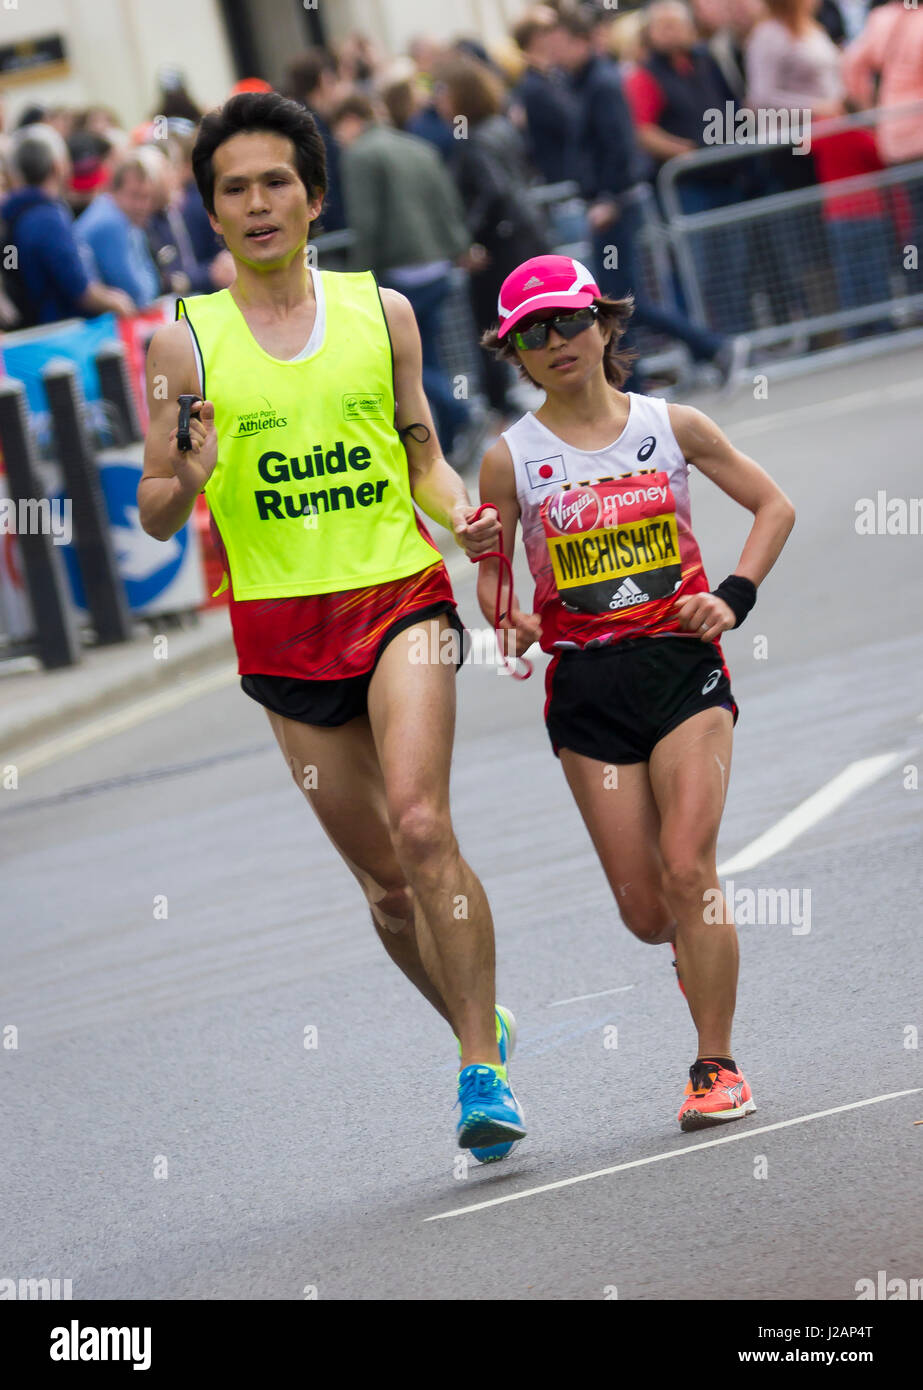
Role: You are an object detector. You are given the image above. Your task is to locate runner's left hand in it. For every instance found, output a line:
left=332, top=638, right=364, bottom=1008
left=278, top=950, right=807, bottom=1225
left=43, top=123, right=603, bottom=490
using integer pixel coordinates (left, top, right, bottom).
left=452, top=503, right=501, bottom=559
left=673, top=592, right=736, bottom=643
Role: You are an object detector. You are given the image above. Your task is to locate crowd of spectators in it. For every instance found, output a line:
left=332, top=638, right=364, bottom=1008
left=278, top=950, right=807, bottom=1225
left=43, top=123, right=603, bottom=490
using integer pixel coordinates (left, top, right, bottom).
left=0, top=0, right=921, bottom=438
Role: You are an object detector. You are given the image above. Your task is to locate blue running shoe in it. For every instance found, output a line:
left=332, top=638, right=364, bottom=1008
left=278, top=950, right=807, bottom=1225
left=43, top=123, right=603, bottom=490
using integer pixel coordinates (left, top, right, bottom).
left=473, top=1006, right=520, bottom=1163
left=456, top=1063, right=526, bottom=1151
left=494, top=1004, right=516, bottom=1067
left=454, top=1007, right=522, bottom=1164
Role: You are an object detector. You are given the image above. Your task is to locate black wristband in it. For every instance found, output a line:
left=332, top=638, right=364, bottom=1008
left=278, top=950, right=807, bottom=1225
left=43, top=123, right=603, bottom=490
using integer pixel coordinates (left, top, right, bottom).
left=712, top=574, right=757, bottom=628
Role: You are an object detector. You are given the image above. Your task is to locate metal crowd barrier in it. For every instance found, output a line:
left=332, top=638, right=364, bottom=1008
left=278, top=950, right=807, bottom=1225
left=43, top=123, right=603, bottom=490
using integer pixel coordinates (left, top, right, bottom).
left=310, top=178, right=695, bottom=398
left=311, top=224, right=483, bottom=402
left=656, top=103, right=923, bottom=346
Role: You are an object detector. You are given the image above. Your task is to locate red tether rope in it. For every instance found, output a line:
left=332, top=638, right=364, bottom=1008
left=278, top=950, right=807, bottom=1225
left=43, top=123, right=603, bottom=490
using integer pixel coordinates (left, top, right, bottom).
left=467, top=502, right=532, bottom=681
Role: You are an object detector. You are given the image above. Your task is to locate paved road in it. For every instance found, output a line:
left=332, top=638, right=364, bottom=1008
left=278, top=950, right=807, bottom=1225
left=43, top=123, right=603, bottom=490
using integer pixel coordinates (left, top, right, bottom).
left=3, top=348, right=921, bottom=1300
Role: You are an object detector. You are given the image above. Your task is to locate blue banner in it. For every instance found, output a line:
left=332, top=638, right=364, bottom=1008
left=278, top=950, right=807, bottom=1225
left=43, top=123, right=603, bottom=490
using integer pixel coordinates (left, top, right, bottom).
left=0, top=313, right=119, bottom=450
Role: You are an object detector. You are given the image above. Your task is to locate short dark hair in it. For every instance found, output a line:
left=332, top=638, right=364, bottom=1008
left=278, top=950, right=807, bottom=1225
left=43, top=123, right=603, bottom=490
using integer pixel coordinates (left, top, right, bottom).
left=11, top=125, right=67, bottom=186
left=432, top=55, right=505, bottom=125
left=109, top=154, right=152, bottom=191
left=329, top=92, right=377, bottom=127
left=553, top=5, right=598, bottom=41
left=480, top=295, right=637, bottom=389
left=512, top=10, right=556, bottom=52
left=380, top=76, right=415, bottom=130
left=15, top=105, right=47, bottom=130
left=192, top=91, right=327, bottom=217
left=285, top=48, right=337, bottom=105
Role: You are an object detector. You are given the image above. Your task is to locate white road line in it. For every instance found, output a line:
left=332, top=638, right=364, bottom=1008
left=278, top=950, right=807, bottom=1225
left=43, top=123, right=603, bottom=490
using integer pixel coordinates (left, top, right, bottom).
left=10, top=667, right=238, bottom=775
left=716, top=750, right=912, bottom=876
left=426, top=1088, right=921, bottom=1222
left=549, top=985, right=635, bottom=1007
left=727, top=377, right=923, bottom=440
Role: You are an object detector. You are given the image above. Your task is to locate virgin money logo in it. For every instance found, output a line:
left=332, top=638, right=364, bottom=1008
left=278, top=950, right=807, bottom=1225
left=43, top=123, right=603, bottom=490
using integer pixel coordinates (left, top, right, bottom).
left=545, top=488, right=601, bottom=535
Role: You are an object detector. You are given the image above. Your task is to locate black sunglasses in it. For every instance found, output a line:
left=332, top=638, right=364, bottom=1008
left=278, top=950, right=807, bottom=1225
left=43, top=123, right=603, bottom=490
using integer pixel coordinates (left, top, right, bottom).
left=512, top=304, right=598, bottom=351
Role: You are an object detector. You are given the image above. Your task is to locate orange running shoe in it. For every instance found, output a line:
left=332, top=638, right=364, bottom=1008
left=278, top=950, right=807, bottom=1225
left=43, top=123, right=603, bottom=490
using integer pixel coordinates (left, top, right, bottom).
left=671, top=953, right=686, bottom=999
left=677, top=1059, right=756, bottom=1131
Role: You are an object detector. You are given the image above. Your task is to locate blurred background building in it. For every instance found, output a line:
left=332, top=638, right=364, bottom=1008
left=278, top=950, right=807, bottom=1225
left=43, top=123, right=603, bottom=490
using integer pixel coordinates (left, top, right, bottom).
left=0, top=0, right=525, bottom=128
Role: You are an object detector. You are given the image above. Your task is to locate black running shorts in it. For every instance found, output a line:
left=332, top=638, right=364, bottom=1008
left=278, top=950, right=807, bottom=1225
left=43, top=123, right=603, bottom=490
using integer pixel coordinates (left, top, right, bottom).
left=546, top=633, right=738, bottom=764
left=241, top=602, right=466, bottom=727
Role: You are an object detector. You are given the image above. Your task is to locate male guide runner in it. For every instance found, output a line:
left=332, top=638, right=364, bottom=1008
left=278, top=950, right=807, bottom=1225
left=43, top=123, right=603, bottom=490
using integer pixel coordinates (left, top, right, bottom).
left=137, top=92, right=525, bottom=1161
left=478, top=255, right=795, bottom=1129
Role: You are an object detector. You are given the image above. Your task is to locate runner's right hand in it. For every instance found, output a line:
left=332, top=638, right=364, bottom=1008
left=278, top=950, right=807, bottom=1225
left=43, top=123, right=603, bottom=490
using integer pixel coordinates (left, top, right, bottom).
left=168, top=398, right=218, bottom=494
left=499, top=607, right=541, bottom=658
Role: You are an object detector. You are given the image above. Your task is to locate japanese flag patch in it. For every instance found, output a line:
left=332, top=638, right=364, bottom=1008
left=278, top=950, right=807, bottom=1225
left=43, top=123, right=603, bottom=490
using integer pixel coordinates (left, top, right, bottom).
left=525, top=454, right=567, bottom=490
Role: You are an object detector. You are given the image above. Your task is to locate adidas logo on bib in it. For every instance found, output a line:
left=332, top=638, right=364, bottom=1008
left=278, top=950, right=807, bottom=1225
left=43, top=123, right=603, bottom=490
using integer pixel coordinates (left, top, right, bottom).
left=608, top=577, right=650, bottom=610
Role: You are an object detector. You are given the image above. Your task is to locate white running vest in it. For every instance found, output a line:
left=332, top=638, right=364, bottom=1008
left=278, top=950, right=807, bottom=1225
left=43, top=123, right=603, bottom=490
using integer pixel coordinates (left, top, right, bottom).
left=503, top=392, right=711, bottom=650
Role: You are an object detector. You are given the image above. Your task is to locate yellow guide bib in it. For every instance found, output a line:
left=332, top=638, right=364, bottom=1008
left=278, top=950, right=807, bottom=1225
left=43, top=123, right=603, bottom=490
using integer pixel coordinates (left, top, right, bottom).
left=176, top=270, right=440, bottom=599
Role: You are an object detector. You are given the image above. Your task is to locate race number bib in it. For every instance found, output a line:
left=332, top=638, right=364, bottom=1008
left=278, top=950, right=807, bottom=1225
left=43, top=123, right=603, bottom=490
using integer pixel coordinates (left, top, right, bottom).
left=539, top=474, right=683, bottom=614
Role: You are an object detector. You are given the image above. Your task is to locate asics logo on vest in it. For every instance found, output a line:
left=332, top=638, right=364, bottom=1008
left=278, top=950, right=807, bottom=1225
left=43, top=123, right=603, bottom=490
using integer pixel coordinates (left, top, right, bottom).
left=254, top=442, right=390, bottom=522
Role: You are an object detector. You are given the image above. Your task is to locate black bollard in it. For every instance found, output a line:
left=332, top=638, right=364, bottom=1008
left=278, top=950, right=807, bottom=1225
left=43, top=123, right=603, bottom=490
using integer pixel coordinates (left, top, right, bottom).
left=0, top=379, right=82, bottom=669
left=95, top=343, right=142, bottom=446
left=42, top=359, right=133, bottom=646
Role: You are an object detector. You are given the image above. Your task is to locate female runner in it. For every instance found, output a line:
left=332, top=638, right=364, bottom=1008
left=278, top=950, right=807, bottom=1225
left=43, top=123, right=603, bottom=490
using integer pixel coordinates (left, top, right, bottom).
left=477, top=255, right=795, bottom=1129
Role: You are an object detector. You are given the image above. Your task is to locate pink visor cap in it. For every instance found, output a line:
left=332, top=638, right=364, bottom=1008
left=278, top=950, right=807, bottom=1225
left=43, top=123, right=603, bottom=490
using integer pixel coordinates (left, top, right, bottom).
left=496, top=255, right=601, bottom=339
